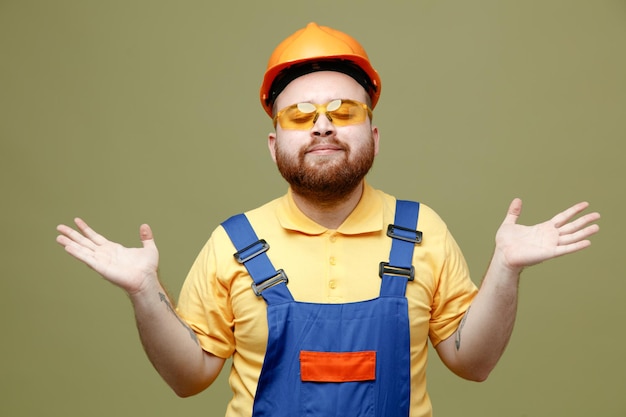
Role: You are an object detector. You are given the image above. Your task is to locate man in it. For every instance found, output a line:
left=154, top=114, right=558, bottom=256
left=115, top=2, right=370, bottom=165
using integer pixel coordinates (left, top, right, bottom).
left=56, top=23, right=600, bottom=417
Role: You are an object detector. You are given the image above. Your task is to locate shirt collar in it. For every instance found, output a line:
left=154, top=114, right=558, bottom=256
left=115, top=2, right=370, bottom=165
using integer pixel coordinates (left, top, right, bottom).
left=276, top=182, right=384, bottom=235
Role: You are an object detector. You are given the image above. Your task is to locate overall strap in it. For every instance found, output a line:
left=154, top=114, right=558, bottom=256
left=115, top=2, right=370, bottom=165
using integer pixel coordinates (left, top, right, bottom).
left=380, top=200, right=422, bottom=297
left=221, top=214, right=294, bottom=305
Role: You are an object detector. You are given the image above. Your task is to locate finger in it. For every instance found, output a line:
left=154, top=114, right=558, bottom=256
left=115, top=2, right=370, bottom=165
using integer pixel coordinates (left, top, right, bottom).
left=56, top=223, right=74, bottom=240
left=139, top=224, right=157, bottom=250
left=55, top=233, right=75, bottom=249
left=502, top=198, right=523, bottom=225
left=139, top=224, right=153, bottom=241
left=56, top=223, right=98, bottom=251
left=558, top=211, right=601, bottom=236
left=554, top=239, right=592, bottom=258
left=56, top=234, right=98, bottom=267
left=559, top=223, right=600, bottom=246
left=551, top=201, right=591, bottom=228
left=74, top=217, right=108, bottom=246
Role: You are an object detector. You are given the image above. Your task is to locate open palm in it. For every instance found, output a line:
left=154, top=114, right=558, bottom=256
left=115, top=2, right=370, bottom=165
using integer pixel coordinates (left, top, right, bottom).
left=496, top=199, right=600, bottom=270
left=56, top=218, right=159, bottom=295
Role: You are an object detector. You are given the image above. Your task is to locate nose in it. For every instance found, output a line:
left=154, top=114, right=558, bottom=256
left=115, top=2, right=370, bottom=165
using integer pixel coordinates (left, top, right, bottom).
left=311, top=112, right=336, bottom=137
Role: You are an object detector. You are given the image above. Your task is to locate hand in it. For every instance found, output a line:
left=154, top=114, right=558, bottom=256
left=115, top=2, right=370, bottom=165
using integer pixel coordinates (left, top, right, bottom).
left=56, top=218, right=159, bottom=295
left=495, top=199, right=600, bottom=271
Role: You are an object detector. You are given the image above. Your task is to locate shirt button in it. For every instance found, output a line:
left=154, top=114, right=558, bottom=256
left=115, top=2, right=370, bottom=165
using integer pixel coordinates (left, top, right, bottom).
left=329, top=280, right=337, bottom=289
left=329, top=256, right=336, bottom=265
left=329, top=234, right=337, bottom=243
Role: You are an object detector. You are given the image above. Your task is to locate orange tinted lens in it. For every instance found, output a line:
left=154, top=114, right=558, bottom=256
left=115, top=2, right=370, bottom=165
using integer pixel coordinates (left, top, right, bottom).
left=275, top=99, right=371, bottom=130
left=275, top=103, right=317, bottom=129
left=326, top=99, right=370, bottom=126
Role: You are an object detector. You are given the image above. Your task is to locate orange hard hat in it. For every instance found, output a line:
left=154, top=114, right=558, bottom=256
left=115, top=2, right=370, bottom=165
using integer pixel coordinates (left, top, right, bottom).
left=260, top=22, right=382, bottom=117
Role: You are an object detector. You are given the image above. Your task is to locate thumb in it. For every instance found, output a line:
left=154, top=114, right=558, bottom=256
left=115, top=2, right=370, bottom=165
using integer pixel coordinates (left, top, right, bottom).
left=503, top=198, right=523, bottom=225
left=139, top=224, right=156, bottom=247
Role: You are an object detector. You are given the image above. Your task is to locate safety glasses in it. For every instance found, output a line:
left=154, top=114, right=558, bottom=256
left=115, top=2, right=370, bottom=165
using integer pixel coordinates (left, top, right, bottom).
left=273, top=99, right=373, bottom=130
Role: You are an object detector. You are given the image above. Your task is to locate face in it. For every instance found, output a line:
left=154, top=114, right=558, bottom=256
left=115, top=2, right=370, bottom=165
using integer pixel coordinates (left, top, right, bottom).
left=268, top=71, right=380, bottom=203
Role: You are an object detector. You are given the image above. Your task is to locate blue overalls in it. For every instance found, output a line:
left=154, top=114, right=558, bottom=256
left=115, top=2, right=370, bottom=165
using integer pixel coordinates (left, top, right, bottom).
left=222, top=200, right=422, bottom=417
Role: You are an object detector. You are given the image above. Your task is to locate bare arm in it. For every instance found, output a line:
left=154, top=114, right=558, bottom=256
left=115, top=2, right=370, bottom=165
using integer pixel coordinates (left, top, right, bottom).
left=56, top=218, right=225, bottom=396
left=435, top=199, right=600, bottom=381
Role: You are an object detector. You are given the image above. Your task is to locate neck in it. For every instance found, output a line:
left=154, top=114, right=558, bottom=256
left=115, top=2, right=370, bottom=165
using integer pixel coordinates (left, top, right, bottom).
left=291, top=181, right=365, bottom=229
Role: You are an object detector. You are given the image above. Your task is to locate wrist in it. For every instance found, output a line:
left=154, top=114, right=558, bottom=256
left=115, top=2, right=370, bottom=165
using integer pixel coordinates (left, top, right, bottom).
left=127, top=271, right=161, bottom=302
left=490, top=247, right=524, bottom=279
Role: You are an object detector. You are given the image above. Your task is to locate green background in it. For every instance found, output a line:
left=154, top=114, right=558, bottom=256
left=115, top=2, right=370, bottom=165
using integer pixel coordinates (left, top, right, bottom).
left=1, top=1, right=624, bottom=416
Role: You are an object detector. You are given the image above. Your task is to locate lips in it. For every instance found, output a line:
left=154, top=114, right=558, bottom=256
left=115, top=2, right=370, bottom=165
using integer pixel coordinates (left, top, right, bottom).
left=305, top=141, right=346, bottom=155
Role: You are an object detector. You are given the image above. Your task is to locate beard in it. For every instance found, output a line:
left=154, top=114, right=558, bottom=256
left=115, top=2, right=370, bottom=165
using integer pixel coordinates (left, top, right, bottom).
left=274, top=135, right=376, bottom=205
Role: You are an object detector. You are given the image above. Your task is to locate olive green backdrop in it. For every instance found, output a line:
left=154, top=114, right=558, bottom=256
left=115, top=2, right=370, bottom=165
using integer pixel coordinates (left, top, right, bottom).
left=1, top=1, right=624, bottom=416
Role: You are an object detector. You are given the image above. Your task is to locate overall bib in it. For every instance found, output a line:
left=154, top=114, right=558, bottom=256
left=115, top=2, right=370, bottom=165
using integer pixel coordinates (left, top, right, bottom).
left=222, top=200, right=421, bottom=417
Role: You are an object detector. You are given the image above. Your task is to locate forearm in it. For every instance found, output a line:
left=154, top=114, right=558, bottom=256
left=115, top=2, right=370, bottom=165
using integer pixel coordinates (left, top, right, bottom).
left=55, top=220, right=224, bottom=395
left=437, top=198, right=599, bottom=381
left=129, top=275, right=223, bottom=397
left=438, top=250, right=521, bottom=381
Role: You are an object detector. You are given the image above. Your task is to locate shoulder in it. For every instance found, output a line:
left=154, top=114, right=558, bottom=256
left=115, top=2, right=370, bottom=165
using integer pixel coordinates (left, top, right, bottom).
left=373, top=187, right=449, bottom=234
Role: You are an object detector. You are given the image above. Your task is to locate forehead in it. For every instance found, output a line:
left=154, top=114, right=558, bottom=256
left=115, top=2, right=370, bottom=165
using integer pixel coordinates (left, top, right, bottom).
left=275, top=71, right=369, bottom=109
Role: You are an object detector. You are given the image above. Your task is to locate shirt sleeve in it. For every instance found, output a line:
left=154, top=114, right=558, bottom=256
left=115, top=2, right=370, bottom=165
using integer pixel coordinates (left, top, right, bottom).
left=176, top=233, right=236, bottom=359
left=428, top=229, right=478, bottom=346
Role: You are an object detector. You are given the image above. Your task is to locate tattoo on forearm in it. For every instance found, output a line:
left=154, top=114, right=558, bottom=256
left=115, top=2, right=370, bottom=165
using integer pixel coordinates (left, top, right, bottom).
left=455, top=307, right=471, bottom=351
left=159, top=292, right=199, bottom=345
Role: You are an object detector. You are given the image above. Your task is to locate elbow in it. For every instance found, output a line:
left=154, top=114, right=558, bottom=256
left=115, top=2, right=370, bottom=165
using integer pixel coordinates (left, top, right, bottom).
left=464, top=370, right=490, bottom=383
left=166, top=375, right=214, bottom=398
left=174, top=389, right=197, bottom=399
left=172, top=384, right=195, bottom=398
left=171, top=383, right=207, bottom=398
left=162, top=352, right=224, bottom=398
left=456, top=364, right=495, bottom=383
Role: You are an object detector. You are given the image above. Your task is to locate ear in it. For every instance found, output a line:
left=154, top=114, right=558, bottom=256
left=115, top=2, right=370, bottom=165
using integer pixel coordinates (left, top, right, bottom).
left=372, top=125, right=380, bottom=155
left=267, top=132, right=277, bottom=162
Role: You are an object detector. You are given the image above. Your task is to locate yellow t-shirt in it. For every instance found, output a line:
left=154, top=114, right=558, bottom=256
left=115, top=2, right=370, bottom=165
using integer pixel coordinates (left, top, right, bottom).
left=177, top=183, right=478, bottom=417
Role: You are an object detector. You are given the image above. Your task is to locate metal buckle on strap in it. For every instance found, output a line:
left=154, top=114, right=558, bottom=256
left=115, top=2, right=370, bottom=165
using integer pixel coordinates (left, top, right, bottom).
left=379, top=262, right=415, bottom=281
left=252, top=269, right=289, bottom=296
left=386, top=224, right=422, bottom=244
left=234, top=239, right=269, bottom=264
